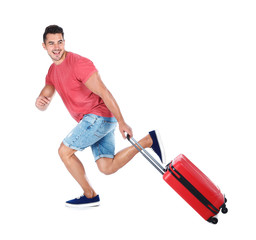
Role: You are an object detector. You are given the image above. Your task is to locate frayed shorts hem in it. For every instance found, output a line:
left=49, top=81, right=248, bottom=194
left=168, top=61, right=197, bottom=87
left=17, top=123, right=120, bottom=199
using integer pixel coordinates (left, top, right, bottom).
left=62, top=140, right=85, bottom=151
left=94, top=154, right=115, bottom=161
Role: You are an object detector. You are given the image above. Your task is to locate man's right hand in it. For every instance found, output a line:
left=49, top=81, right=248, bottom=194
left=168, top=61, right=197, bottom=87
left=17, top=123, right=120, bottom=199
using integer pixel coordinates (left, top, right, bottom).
left=118, top=121, right=133, bottom=139
left=35, top=96, right=51, bottom=111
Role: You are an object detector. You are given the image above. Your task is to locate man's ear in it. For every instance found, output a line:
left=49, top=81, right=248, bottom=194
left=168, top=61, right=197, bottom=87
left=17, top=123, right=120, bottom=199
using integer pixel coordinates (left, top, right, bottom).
left=42, top=42, right=46, bottom=50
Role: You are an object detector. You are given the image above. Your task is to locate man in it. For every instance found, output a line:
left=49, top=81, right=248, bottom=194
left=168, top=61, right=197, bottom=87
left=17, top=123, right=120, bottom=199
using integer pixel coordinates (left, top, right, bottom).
left=36, top=25, right=165, bottom=208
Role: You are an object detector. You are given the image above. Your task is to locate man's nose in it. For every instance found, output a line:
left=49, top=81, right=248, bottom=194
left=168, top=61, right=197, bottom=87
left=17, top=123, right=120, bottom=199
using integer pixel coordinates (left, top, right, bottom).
left=54, top=43, right=60, bottom=49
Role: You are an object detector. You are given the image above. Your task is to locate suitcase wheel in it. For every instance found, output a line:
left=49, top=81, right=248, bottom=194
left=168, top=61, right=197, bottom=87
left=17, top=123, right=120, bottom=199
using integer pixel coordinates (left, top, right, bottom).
left=221, top=206, right=228, bottom=214
left=221, top=197, right=228, bottom=214
left=208, top=217, right=218, bottom=224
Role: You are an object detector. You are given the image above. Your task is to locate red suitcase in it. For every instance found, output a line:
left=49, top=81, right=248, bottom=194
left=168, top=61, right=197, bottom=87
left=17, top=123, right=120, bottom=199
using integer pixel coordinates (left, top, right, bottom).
left=127, top=136, right=228, bottom=224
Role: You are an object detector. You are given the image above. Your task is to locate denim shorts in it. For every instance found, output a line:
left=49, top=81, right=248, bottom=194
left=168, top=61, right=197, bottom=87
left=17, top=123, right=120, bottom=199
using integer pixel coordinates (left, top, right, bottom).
left=63, top=114, right=117, bottom=161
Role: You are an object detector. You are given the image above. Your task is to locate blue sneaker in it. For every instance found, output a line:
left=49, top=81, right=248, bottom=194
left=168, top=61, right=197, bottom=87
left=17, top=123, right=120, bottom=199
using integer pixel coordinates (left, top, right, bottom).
left=149, top=130, right=166, bottom=164
left=65, top=194, right=100, bottom=208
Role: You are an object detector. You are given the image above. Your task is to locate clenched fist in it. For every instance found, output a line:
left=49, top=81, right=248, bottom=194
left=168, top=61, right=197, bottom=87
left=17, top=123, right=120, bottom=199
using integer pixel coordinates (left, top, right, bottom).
left=35, top=96, right=51, bottom=111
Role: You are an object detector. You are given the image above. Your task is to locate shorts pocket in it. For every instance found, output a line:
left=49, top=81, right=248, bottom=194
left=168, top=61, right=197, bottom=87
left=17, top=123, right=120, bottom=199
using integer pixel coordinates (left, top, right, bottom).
left=82, top=115, right=97, bottom=125
left=94, top=121, right=117, bottom=138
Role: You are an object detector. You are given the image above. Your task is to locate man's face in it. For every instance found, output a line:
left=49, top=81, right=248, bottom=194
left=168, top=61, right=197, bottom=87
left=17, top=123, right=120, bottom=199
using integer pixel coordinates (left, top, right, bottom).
left=42, top=33, right=66, bottom=64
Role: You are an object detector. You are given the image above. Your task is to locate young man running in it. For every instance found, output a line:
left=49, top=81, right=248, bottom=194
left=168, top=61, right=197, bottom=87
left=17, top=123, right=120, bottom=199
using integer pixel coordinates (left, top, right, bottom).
left=36, top=25, right=165, bottom=208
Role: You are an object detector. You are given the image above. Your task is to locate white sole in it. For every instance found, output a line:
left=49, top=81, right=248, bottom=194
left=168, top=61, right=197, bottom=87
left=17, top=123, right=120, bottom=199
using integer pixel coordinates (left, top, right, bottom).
left=65, top=202, right=100, bottom=209
left=154, top=130, right=166, bottom=164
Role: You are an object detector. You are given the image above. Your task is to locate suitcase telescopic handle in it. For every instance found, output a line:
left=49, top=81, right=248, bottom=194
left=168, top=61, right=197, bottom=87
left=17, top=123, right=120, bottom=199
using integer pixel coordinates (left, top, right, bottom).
left=127, top=134, right=166, bottom=175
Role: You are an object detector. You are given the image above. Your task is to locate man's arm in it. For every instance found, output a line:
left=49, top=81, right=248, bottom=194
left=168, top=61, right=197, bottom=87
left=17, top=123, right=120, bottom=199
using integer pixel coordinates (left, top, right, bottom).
left=35, top=85, right=55, bottom=111
left=85, top=72, right=133, bottom=138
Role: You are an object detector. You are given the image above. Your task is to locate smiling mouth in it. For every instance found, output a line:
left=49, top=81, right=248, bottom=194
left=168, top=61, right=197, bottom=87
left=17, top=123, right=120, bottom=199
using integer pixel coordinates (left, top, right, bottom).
left=52, top=50, right=61, bottom=56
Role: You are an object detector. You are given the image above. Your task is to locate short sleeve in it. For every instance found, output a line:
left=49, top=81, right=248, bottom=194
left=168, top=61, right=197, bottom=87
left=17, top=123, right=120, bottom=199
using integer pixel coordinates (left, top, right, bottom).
left=45, top=65, right=54, bottom=86
left=45, top=73, right=53, bottom=86
left=74, top=57, right=98, bottom=84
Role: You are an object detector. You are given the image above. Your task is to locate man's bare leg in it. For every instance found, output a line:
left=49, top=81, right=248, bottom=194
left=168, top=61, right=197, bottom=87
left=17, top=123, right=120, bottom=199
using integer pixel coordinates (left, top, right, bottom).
left=58, top=134, right=152, bottom=198
left=58, top=143, right=97, bottom=198
left=96, top=134, right=153, bottom=175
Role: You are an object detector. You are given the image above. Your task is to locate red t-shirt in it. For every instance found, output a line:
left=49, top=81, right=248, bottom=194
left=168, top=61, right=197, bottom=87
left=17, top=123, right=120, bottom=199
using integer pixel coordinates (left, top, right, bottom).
left=45, top=52, right=114, bottom=122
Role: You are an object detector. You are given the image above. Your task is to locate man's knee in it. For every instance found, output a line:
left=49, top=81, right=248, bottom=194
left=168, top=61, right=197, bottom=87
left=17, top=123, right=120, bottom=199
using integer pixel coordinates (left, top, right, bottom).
left=96, top=158, right=116, bottom=175
left=58, top=143, right=76, bottom=161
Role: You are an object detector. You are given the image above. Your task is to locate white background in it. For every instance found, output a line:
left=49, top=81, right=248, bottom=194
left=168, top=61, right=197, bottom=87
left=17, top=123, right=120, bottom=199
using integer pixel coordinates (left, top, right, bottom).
left=0, top=0, right=255, bottom=239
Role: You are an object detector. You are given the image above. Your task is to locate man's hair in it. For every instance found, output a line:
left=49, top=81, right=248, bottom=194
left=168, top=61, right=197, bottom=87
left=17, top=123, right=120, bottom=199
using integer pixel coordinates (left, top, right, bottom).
left=43, top=25, right=64, bottom=43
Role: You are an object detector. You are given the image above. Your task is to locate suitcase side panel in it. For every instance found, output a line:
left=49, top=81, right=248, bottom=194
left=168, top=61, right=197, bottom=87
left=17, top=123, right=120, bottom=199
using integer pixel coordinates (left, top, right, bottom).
left=173, top=155, right=218, bottom=191
left=163, top=155, right=224, bottom=220
left=173, top=155, right=224, bottom=210
left=163, top=170, right=214, bottom=220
